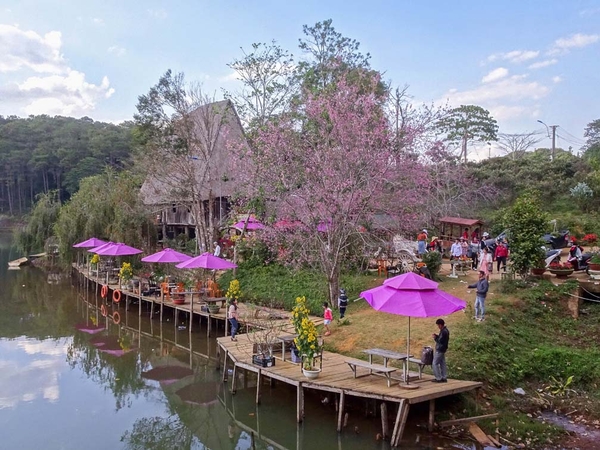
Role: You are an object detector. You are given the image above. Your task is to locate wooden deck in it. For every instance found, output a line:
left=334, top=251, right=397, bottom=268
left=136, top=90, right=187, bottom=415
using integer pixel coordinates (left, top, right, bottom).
left=217, top=334, right=481, bottom=447
left=73, top=263, right=482, bottom=448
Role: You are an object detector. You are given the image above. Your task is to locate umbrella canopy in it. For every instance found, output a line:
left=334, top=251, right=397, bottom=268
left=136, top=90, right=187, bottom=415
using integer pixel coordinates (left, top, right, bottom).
left=73, top=237, right=107, bottom=248
left=176, top=252, right=237, bottom=270
left=141, top=248, right=191, bottom=263
left=88, top=241, right=115, bottom=254
left=95, top=242, right=143, bottom=256
left=233, top=218, right=264, bottom=231
left=360, top=271, right=466, bottom=385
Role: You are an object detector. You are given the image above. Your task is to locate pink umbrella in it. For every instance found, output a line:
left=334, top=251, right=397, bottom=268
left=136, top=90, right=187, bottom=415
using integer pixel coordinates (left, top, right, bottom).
left=360, top=272, right=466, bottom=385
left=73, top=237, right=107, bottom=248
left=88, top=241, right=115, bottom=254
left=95, top=242, right=143, bottom=256
left=233, top=218, right=264, bottom=231
left=175, top=252, right=237, bottom=270
left=142, top=248, right=191, bottom=263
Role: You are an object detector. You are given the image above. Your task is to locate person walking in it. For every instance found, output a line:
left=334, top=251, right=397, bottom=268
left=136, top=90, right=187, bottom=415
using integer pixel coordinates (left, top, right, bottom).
left=468, top=270, right=489, bottom=321
left=228, top=299, right=239, bottom=341
left=323, top=302, right=333, bottom=336
left=417, top=229, right=428, bottom=255
left=432, top=319, right=450, bottom=383
left=338, top=288, right=349, bottom=319
left=479, top=247, right=492, bottom=279
left=494, top=240, right=509, bottom=273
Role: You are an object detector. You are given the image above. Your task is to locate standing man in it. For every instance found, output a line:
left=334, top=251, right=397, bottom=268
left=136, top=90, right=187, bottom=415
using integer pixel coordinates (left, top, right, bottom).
left=417, top=229, right=428, bottom=255
left=450, top=238, right=462, bottom=261
left=338, top=288, right=349, bottom=319
left=468, top=271, right=489, bottom=321
left=228, top=299, right=239, bottom=341
left=432, top=319, right=450, bottom=383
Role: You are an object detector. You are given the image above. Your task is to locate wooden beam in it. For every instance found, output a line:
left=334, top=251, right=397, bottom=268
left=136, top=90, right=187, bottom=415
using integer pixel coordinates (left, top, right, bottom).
left=468, top=422, right=494, bottom=447
left=231, top=364, right=238, bottom=394
left=297, top=382, right=304, bottom=422
left=428, top=399, right=435, bottom=432
left=222, top=350, right=229, bottom=382
left=337, top=391, right=345, bottom=432
left=390, top=400, right=404, bottom=447
left=380, top=402, right=389, bottom=439
left=439, top=413, right=498, bottom=428
left=256, top=369, right=262, bottom=405
left=394, top=400, right=410, bottom=447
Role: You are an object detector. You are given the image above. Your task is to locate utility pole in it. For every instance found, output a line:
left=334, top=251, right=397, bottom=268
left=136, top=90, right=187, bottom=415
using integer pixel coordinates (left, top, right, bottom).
left=537, top=120, right=559, bottom=161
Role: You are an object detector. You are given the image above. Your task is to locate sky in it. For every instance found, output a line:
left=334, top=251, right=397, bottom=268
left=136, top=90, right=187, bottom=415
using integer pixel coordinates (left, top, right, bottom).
left=1, top=0, right=599, bottom=158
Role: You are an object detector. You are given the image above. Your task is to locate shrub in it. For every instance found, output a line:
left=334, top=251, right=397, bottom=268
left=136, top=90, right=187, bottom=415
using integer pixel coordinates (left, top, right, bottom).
left=421, top=251, right=442, bottom=280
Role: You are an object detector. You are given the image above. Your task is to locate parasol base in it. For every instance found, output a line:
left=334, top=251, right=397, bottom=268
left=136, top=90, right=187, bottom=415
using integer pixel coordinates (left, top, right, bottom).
left=398, top=383, right=420, bottom=390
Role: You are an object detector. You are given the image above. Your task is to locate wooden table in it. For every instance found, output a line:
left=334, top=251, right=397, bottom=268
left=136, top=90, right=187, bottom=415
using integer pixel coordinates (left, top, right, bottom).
left=362, top=348, right=412, bottom=381
left=448, top=259, right=472, bottom=278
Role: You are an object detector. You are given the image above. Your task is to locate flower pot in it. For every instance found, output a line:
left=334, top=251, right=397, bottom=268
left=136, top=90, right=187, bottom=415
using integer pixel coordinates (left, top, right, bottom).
left=207, top=305, right=220, bottom=314
left=530, top=268, right=546, bottom=276
left=173, top=298, right=186, bottom=305
left=252, top=355, right=275, bottom=368
left=302, top=367, right=321, bottom=380
left=588, top=263, right=600, bottom=271
left=549, top=269, right=574, bottom=278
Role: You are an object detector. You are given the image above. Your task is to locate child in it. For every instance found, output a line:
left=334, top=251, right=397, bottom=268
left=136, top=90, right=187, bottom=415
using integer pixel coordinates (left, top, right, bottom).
left=323, top=302, right=333, bottom=336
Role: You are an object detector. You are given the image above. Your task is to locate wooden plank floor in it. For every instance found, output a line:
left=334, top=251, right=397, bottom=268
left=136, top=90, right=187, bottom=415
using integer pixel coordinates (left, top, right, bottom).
left=218, top=334, right=481, bottom=405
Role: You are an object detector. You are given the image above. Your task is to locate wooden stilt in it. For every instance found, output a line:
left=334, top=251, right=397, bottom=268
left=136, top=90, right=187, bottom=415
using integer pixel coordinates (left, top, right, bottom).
left=256, top=369, right=262, bottom=405
left=296, top=382, right=304, bottom=422
left=243, top=369, right=248, bottom=389
left=337, top=391, right=345, bottom=432
left=190, top=295, right=194, bottom=333
left=231, top=364, right=238, bottom=394
left=222, top=350, right=229, bottom=382
left=391, top=399, right=410, bottom=447
left=138, top=292, right=142, bottom=316
left=225, top=313, right=229, bottom=337
left=381, top=402, right=389, bottom=439
left=428, top=399, right=435, bottom=432
left=207, top=315, right=211, bottom=337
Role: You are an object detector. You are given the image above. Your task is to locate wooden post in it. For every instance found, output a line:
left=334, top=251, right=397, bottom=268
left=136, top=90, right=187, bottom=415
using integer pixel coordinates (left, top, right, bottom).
left=381, top=402, right=389, bottom=439
left=256, top=369, right=262, bottom=405
left=231, top=364, right=238, bottom=394
left=391, top=399, right=410, bottom=447
left=337, top=391, right=345, bottom=432
left=190, top=294, right=194, bottom=333
left=296, top=382, right=304, bottom=422
left=207, top=315, right=211, bottom=338
left=222, top=350, right=229, bottom=382
left=428, top=399, right=435, bottom=432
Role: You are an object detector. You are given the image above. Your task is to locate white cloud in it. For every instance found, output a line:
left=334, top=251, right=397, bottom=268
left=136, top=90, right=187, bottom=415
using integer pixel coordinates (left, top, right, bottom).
left=549, top=33, right=599, bottom=55
left=107, top=45, right=126, bottom=57
left=0, top=24, right=65, bottom=73
left=148, top=9, right=168, bottom=19
left=92, top=17, right=104, bottom=25
left=0, top=24, right=115, bottom=117
left=482, top=67, right=508, bottom=83
left=219, top=72, right=239, bottom=82
left=528, top=59, right=558, bottom=69
left=487, top=50, right=539, bottom=64
left=552, top=76, right=562, bottom=83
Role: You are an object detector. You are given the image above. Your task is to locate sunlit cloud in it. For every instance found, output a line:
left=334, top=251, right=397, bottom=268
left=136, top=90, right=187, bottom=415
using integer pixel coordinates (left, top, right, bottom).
left=528, top=59, right=558, bottom=69
left=487, top=50, right=539, bottom=64
left=482, top=67, right=508, bottom=83
left=548, top=33, right=599, bottom=55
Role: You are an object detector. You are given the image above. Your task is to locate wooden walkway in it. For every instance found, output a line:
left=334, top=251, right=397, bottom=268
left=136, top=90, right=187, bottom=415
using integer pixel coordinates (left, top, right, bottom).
left=73, top=263, right=482, bottom=448
left=217, top=334, right=482, bottom=447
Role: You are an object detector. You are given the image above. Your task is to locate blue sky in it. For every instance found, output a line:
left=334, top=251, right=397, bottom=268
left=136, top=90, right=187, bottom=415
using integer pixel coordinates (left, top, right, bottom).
left=1, top=0, right=598, bottom=157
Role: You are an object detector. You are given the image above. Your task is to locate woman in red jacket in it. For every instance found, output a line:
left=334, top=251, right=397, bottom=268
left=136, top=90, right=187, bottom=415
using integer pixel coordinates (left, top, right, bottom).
left=494, top=240, right=509, bottom=273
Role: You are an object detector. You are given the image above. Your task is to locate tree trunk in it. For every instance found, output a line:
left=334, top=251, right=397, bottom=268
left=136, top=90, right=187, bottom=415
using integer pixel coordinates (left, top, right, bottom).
left=462, top=133, right=468, bottom=163
left=328, top=265, right=340, bottom=309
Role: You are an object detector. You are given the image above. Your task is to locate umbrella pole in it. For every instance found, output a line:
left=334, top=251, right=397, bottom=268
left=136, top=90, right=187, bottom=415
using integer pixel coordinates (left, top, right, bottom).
left=406, top=317, right=410, bottom=384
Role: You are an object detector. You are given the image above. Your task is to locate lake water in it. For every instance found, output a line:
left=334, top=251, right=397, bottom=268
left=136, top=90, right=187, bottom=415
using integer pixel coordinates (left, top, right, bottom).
left=0, top=234, right=484, bottom=450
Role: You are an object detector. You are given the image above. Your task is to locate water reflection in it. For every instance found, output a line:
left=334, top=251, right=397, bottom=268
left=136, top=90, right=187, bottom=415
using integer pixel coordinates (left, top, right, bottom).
left=0, top=233, right=480, bottom=449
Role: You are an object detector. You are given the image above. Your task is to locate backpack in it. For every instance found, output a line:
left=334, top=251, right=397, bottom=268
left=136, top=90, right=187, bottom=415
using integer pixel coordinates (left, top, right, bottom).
left=421, top=346, right=434, bottom=365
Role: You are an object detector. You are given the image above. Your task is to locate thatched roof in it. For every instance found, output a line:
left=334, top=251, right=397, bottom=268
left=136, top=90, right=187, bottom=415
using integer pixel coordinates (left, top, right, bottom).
left=140, top=100, right=247, bottom=206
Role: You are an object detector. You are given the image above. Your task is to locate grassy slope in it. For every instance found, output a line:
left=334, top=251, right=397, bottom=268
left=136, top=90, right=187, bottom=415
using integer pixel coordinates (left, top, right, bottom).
left=225, top=263, right=600, bottom=448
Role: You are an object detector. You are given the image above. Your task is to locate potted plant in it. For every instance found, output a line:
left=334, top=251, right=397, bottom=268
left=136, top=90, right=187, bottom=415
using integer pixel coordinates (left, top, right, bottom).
left=291, top=296, right=323, bottom=379
left=530, top=257, right=547, bottom=276
left=119, top=262, right=133, bottom=287
left=588, top=253, right=600, bottom=271
left=548, top=261, right=574, bottom=278
left=90, top=253, right=100, bottom=272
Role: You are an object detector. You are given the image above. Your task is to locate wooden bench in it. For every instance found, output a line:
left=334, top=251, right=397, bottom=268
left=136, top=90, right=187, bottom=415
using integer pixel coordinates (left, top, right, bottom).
left=346, top=360, right=398, bottom=387
left=408, top=357, right=431, bottom=379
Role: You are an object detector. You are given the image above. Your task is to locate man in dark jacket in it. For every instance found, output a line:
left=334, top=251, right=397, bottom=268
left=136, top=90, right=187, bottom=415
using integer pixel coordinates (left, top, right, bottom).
left=468, top=271, right=489, bottom=322
left=432, top=318, right=450, bottom=383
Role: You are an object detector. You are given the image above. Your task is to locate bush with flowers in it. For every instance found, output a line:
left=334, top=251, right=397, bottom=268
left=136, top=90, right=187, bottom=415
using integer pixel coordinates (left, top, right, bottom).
left=226, top=279, right=242, bottom=303
left=583, top=233, right=598, bottom=246
left=119, top=262, right=134, bottom=283
left=90, top=253, right=100, bottom=268
left=549, top=261, right=572, bottom=270
left=291, top=296, right=322, bottom=370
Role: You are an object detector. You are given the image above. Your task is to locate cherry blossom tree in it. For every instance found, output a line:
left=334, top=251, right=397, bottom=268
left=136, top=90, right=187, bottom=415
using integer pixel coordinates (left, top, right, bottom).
left=233, top=71, right=426, bottom=304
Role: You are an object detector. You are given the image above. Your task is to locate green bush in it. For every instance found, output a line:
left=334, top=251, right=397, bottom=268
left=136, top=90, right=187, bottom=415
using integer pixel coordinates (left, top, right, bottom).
left=421, top=251, right=442, bottom=280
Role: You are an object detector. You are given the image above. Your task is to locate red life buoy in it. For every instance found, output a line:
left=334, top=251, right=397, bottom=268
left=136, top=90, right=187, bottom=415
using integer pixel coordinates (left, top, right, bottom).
left=101, top=304, right=107, bottom=317
left=112, top=289, right=122, bottom=303
left=101, top=285, right=108, bottom=298
left=112, top=311, right=120, bottom=324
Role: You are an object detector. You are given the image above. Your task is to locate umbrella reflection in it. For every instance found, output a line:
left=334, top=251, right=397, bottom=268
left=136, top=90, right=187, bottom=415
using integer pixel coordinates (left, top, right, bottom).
left=142, top=366, right=194, bottom=386
left=176, top=381, right=219, bottom=406
left=90, top=335, right=136, bottom=357
left=74, top=323, right=105, bottom=334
